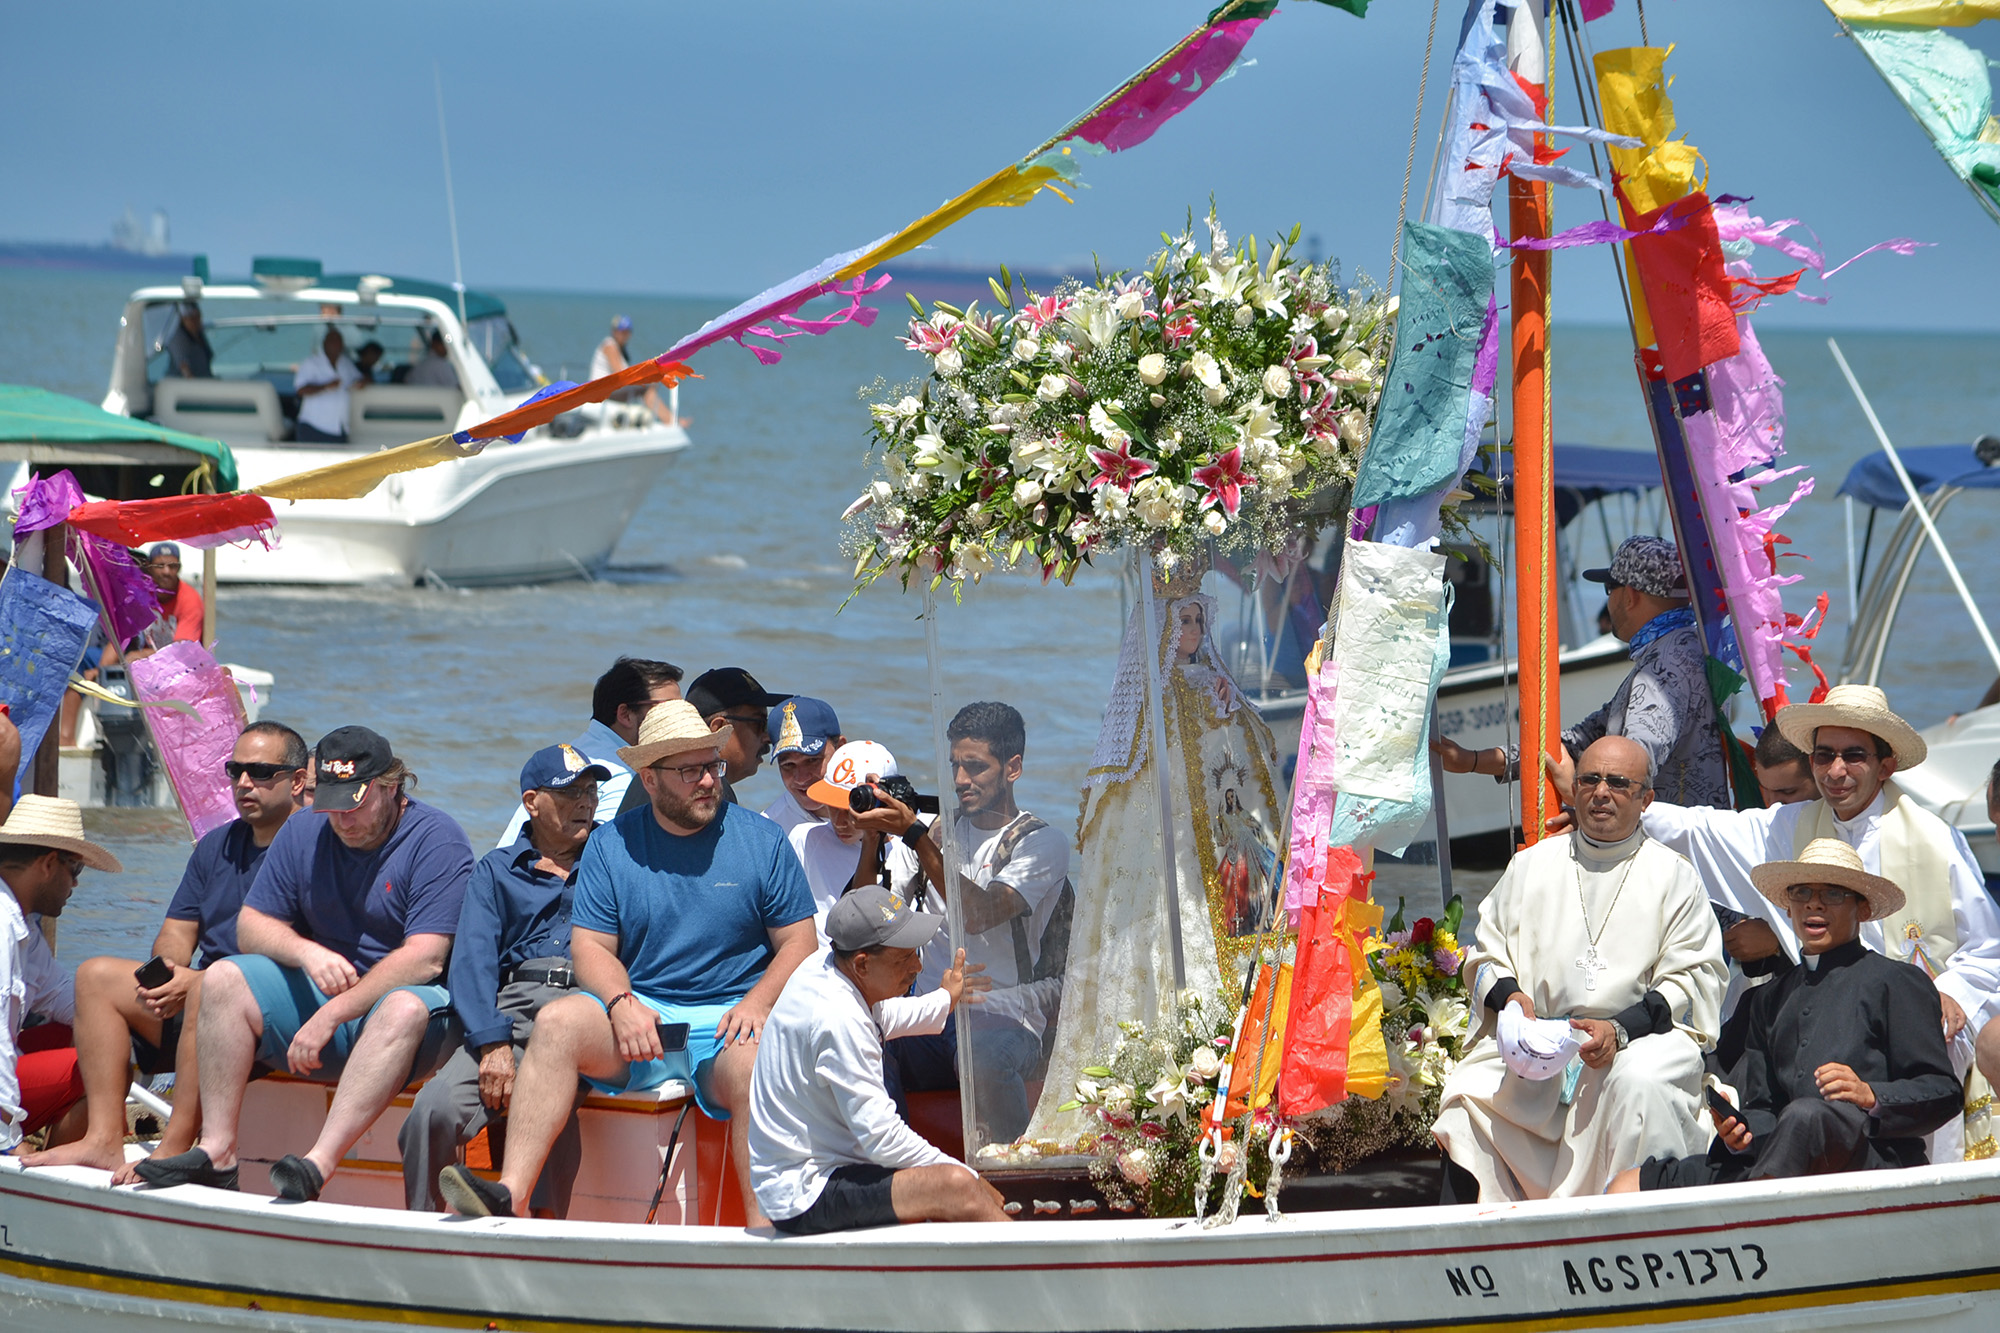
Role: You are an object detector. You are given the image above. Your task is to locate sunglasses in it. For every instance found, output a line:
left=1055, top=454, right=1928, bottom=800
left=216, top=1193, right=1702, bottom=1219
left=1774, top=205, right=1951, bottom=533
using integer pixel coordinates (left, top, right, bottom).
left=1811, top=747, right=1880, bottom=768
left=1783, top=885, right=1861, bottom=907
left=226, top=761, right=300, bottom=782
left=1575, top=772, right=1648, bottom=793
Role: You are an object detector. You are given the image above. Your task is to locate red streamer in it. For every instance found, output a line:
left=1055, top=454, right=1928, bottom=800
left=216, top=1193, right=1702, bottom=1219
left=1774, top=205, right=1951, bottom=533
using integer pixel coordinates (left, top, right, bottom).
left=67, top=494, right=276, bottom=549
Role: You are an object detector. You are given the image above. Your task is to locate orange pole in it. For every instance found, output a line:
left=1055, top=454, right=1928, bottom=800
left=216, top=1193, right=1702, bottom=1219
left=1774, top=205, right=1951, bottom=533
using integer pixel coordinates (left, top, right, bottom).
left=1510, top=15, right=1558, bottom=846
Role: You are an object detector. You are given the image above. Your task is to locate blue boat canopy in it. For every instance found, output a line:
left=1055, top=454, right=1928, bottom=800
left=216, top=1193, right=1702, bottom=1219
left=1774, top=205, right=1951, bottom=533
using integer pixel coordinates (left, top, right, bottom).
left=1476, top=443, right=1663, bottom=527
left=1836, top=444, right=2000, bottom=511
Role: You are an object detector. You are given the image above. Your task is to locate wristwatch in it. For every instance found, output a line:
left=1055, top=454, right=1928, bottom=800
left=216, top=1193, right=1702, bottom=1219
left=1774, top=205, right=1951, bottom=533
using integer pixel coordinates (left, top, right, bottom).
left=1609, top=1018, right=1631, bottom=1051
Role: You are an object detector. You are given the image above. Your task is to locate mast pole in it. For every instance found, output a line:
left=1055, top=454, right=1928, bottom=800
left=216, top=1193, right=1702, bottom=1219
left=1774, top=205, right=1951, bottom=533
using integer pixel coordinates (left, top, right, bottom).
left=1509, top=4, right=1559, bottom=845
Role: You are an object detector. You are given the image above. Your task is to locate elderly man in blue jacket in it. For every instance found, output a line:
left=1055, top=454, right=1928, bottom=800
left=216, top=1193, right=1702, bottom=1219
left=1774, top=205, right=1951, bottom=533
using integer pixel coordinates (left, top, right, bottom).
left=399, top=744, right=605, bottom=1214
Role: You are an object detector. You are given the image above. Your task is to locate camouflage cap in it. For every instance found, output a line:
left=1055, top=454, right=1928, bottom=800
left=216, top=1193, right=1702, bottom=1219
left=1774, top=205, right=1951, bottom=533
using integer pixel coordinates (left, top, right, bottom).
left=1582, top=536, right=1687, bottom=601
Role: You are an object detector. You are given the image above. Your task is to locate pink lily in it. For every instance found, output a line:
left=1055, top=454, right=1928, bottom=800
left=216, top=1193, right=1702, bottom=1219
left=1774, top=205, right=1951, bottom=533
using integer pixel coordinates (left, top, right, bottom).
left=1162, top=313, right=1198, bottom=347
left=900, top=319, right=959, bottom=356
left=1193, top=446, right=1254, bottom=517
left=1087, top=439, right=1158, bottom=493
left=1015, top=294, right=1071, bottom=331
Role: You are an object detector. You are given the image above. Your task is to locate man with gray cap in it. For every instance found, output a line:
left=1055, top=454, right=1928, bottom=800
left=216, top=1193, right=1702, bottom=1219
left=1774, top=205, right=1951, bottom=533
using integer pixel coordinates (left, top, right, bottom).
left=749, top=887, right=1007, bottom=1234
left=1436, top=535, right=1729, bottom=808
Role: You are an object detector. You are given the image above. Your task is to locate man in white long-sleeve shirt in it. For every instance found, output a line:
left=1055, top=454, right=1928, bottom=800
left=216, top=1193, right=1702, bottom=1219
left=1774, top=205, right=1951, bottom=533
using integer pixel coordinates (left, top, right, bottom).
left=1640, top=684, right=2000, bottom=1157
left=750, top=887, right=1008, bottom=1234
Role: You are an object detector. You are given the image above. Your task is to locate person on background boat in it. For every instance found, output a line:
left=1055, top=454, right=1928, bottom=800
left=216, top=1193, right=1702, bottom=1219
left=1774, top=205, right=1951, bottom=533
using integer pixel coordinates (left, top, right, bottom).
left=1433, top=736, right=1727, bottom=1203
left=20, top=725, right=306, bottom=1175
left=1753, top=727, right=1815, bottom=807
left=437, top=701, right=816, bottom=1226
left=400, top=744, right=604, bottom=1215
left=292, top=326, right=363, bottom=443
left=142, top=543, right=204, bottom=644
left=787, top=741, right=922, bottom=942
left=164, top=301, right=212, bottom=379
left=1612, top=840, right=1959, bottom=1192
left=589, top=314, right=679, bottom=425
left=762, top=696, right=844, bottom=837
left=0, top=797, right=122, bottom=1155
left=749, top=887, right=1008, bottom=1234
left=353, top=340, right=385, bottom=384
left=1635, top=684, right=2000, bottom=1157
left=674, top=667, right=790, bottom=810
left=137, top=726, right=472, bottom=1198
left=405, top=329, right=457, bottom=388
left=497, top=656, right=682, bottom=847
left=1435, top=536, right=1729, bottom=808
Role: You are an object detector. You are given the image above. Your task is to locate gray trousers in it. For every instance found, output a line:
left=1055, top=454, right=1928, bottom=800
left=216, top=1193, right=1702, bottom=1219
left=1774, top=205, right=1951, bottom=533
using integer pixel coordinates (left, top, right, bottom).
left=399, top=973, right=583, bottom=1213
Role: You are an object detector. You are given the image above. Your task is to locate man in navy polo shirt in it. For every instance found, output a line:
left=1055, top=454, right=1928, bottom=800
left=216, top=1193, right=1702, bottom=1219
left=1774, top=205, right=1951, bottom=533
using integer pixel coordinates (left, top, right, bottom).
left=400, top=743, right=606, bottom=1214
left=138, top=726, right=473, bottom=1199
left=439, top=700, right=815, bottom=1226
left=23, top=722, right=308, bottom=1176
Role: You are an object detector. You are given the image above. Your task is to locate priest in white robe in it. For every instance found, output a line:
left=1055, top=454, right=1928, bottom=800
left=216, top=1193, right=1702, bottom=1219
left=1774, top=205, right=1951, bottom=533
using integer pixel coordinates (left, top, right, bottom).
left=1435, top=737, right=1727, bottom=1202
left=1636, top=684, right=2000, bottom=1159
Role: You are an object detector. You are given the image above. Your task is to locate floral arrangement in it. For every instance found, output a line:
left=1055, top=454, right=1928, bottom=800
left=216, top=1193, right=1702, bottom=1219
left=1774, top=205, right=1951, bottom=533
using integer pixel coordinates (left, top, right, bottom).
left=845, top=213, right=1393, bottom=593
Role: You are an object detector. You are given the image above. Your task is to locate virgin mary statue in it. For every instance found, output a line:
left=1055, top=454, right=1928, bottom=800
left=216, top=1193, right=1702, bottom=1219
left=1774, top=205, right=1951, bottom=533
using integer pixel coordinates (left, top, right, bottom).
left=1022, top=572, right=1286, bottom=1148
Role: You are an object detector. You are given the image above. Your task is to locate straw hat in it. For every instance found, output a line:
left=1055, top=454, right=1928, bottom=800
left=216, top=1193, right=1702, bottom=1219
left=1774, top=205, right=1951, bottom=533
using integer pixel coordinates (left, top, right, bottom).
left=1750, top=838, right=1904, bottom=918
left=0, top=796, right=123, bottom=873
left=617, top=700, right=726, bottom=770
left=1774, top=683, right=1927, bottom=771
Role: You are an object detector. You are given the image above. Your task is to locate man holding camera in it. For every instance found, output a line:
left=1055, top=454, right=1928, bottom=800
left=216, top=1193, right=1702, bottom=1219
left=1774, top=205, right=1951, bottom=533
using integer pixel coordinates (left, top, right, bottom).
left=438, top=700, right=816, bottom=1227
left=400, top=744, right=606, bottom=1214
left=22, top=723, right=308, bottom=1175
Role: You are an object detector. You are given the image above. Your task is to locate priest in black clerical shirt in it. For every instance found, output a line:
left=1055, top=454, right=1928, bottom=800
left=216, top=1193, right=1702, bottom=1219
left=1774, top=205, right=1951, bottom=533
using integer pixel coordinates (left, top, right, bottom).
left=1613, top=839, right=1961, bottom=1191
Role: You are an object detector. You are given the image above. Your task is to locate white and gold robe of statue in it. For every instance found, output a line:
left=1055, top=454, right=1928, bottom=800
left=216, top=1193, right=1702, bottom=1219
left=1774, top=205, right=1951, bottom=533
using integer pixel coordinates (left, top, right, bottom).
left=1433, top=829, right=1727, bottom=1201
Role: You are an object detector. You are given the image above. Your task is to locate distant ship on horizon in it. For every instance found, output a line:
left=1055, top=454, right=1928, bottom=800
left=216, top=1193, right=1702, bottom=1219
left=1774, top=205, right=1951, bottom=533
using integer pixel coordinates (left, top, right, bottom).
left=0, top=205, right=196, bottom=273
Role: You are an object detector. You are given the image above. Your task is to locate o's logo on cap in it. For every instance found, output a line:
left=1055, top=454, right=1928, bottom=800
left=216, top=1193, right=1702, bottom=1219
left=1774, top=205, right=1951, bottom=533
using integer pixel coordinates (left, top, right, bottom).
left=831, top=757, right=857, bottom=784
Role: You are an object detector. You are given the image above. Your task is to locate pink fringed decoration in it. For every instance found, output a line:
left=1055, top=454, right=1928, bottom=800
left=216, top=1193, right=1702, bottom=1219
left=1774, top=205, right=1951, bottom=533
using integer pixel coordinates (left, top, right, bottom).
left=126, top=641, right=247, bottom=840
left=662, top=266, right=892, bottom=367
left=1284, top=656, right=1342, bottom=926
left=1055, top=18, right=1265, bottom=155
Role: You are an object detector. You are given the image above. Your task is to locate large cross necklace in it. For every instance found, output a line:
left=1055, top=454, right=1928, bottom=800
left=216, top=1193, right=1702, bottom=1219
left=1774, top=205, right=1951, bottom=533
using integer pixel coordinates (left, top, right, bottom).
left=1573, top=848, right=1638, bottom=992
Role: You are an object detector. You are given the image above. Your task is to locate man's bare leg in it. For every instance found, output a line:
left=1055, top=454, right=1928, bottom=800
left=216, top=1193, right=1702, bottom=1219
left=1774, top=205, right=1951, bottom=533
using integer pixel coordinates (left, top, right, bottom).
left=22, top=956, right=164, bottom=1171
left=889, top=1164, right=1010, bottom=1223
left=110, top=978, right=207, bottom=1185
left=492, top=997, right=626, bottom=1206
left=709, top=1041, right=766, bottom=1229
left=190, top=961, right=265, bottom=1171
left=297, top=990, right=431, bottom=1185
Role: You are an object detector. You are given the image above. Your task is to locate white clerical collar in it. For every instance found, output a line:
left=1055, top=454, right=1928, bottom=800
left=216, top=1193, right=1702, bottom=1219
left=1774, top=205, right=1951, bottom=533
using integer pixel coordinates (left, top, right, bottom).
left=1574, top=826, right=1645, bottom=865
left=1831, top=790, right=1886, bottom=836
left=1803, top=951, right=1821, bottom=972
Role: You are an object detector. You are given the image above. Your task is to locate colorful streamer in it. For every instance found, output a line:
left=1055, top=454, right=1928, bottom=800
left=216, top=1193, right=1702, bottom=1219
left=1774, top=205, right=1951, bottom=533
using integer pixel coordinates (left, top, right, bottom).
left=0, top=570, right=100, bottom=766
left=1827, top=0, right=2000, bottom=24
left=66, top=493, right=277, bottom=550
left=12, top=470, right=162, bottom=645
left=126, top=640, right=247, bottom=840
left=1279, top=847, right=1387, bottom=1116
left=1842, top=20, right=2000, bottom=215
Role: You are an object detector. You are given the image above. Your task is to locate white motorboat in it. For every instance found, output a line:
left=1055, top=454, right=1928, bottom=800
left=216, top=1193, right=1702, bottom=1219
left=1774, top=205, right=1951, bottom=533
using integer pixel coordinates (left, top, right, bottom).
left=101, top=259, right=691, bottom=586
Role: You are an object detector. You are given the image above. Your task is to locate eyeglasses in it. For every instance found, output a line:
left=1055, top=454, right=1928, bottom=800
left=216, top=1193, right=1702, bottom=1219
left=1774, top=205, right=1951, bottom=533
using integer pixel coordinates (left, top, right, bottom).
left=719, top=712, right=768, bottom=734
left=1783, top=884, right=1861, bottom=907
left=1575, top=772, right=1649, bottom=793
left=226, top=761, right=299, bottom=782
left=540, top=783, right=599, bottom=803
left=651, top=759, right=726, bottom=784
left=1811, top=747, right=1879, bottom=768
left=57, top=853, right=84, bottom=879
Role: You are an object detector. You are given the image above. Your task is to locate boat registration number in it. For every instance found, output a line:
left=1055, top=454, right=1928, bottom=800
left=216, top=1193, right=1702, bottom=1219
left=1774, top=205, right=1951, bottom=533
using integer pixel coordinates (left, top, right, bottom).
left=1444, top=1244, right=1770, bottom=1302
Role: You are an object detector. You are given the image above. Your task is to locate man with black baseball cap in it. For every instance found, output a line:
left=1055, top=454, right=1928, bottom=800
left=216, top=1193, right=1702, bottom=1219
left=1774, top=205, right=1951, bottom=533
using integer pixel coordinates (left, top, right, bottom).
left=139, top=725, right=474, bottom=1201
left=400, top=743, right=606, bottom=1213
left=683, top=667, right=791, bottom=807
left=1434, top=535, right=1729, bottom=809
left=747, top=887, right=1007, bottom=1235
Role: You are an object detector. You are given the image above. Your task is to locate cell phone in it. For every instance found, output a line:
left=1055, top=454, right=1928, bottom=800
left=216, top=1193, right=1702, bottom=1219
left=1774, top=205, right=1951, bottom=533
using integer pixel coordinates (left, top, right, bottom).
left=654, top=1021, right=690, bottom=1054
left=1705, top=1085, right=1738, bottom=1123
left=134, top=955, right=173, bottom=990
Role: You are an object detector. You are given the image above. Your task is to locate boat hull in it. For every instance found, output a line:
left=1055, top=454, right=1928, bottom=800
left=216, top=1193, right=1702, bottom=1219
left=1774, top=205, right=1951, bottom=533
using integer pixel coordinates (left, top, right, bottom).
left=3, top=1159, right=1996, bottom=1331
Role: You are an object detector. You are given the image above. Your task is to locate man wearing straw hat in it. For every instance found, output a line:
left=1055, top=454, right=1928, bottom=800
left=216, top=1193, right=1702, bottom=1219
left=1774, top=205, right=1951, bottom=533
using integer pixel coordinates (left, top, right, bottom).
left=1639, top=683, right=2000, bottom=1157
left=438, top=700, right=816, bottom=1226
left=1612, top=840, right=1960, bottom=1191
left=0, top=796, right=122, bottom=1154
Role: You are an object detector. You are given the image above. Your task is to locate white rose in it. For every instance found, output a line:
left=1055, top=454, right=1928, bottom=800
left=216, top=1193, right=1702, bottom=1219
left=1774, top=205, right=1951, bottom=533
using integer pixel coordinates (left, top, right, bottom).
left=1189, top=350, right=1221, bottom=388
left=1013, top=336, right=1040, bottom=362
left=1149, top=392, right=1166, bottom=408
left=1049, top=341, right=1074, bottom=365
left=869, top=479, right=895, bottom=505
left=1138, top=352, right=1168, bottom=385
left=1234, top=303, right=1255, bottom=328
left=1133, top=476, right=1182, bottom=529
left=1339, top=408, right=1370, bottom=447
left=1262, top=365, right=1293, bottom=399
left=1189, top=1046, right=1223, bottom=1081
left=1115, top=290, right=1147, bottom=321
left=1012, top=478, right=1044, bottom=508
left=1203, top=383, right=1228, bottom=407
left=1321, top=306, right=1348, bottom=334
left=1203, top=509, right=1227, bottom=535
left=935, top=347, right=963, bottom=377
left=1118, top=1148, right=1152, bottom=1186
left=1036, top=374, right=1069, bottom=402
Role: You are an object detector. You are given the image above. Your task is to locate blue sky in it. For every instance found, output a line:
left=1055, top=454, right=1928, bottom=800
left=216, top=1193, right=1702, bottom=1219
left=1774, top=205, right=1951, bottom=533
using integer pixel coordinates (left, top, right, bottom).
left=5, top=1, right=1996, bottom=328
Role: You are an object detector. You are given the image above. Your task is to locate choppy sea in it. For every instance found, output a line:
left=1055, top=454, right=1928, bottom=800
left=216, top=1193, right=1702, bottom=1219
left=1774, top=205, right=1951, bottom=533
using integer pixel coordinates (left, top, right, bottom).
left=2, top=266, right=1997, bottom=958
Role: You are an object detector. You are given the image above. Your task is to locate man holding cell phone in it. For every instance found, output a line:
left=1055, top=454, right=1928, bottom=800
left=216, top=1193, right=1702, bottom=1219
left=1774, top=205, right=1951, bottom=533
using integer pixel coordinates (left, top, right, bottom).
left=22, top=724, right=307, bottom=1175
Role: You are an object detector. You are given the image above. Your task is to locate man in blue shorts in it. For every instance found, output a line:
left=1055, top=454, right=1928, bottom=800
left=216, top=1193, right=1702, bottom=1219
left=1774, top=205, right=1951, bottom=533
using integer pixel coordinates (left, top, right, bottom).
left=439, top=700, right=816, bottom=1226
left=137, top=726, right=473, bottom=1200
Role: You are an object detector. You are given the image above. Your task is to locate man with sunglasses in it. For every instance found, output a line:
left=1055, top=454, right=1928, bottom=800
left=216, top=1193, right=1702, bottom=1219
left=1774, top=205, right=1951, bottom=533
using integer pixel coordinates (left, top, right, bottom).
left=1612, top=840, right=1960, bottom=1191
left=438, top=700, right=815, bottom=1227
left=400, top=744, right=607, bottom=1214
left=1638, top=684, right=2000, bottom=1151
left=683, top=667, right=792, bottom=809
left=21, top=724, right=308, bottom=1175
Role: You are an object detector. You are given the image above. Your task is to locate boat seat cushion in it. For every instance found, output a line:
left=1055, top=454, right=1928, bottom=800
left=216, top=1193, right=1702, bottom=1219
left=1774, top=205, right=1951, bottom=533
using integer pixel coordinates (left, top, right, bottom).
left=349, top=385, right=464, bottom=449
left=153, top=377, right=286, bottom=442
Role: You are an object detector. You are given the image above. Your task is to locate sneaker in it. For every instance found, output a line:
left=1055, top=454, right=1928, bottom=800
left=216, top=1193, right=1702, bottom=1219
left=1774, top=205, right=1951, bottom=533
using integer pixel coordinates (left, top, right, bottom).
left=439, top=1164, right=514, bottom=1218
left=269, top=1154, right=324, bottom=1202
left=132, top=1148, right=239, bottom=1192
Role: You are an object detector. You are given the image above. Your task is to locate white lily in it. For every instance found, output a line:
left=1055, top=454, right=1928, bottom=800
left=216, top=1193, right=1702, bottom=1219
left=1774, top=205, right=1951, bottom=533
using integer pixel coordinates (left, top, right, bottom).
left=1148, top=1073, right=1189, bottom=1121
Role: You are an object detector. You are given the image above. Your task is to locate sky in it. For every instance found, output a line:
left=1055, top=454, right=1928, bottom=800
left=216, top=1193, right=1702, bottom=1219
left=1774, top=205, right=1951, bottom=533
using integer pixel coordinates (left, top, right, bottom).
left=5, top=0, right=1997, bottom=330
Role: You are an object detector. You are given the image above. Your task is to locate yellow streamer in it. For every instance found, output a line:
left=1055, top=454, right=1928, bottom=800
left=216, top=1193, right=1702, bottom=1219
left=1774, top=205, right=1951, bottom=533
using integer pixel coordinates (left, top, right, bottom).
left=1826, top=0, right=2000, bottom=25
left=1335, top=895, right=1390, bottom=1100
left=252, top=434, right=478, bottom=503
left=1595, top=45, right=1707, bottom=348
left=834, top=164, right=1069, bottom=283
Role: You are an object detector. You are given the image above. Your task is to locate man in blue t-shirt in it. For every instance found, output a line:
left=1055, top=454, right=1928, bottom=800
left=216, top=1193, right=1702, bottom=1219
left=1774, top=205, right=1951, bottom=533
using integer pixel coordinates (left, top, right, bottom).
left=137, top=726, right=474, bottom=1200
left=21, top=722, right=308, bottom=1177
left=439, top=700, right=816, bottom=1227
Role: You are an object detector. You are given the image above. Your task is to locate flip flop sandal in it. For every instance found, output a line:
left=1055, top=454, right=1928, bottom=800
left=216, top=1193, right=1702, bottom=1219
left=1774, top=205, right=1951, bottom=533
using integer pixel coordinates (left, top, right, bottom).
left=132, top=1147, right=240, bottom=1191
left=269, top=1154, right=324, bottom=1202
left=439, top=1164, right=515, bottom=1218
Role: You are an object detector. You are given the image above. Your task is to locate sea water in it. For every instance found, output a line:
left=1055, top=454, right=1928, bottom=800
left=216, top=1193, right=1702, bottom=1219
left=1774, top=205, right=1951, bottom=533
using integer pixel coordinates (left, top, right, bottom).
left=2, top=268, right=1997, bottom=957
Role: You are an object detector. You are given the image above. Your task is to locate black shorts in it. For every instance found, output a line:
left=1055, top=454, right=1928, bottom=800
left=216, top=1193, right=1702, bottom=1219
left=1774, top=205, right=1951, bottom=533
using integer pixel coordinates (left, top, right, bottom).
left=771, top=1164, right=900, bottom=1236
left=131, top=1013, right=184, bottom=1078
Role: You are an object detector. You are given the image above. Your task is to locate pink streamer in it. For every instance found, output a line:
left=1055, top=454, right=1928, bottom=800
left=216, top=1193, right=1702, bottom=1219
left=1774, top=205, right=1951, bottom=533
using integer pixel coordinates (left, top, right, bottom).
left=126, top=641, right=246, bottom=840
left=1500, top=196, right=1703, bottom=251
left=1580, top=0, right=1617, bottom=19
left=11, top=470, right=162, bottom=644
left=1056, top=18, right=1264, bottom=155
left=1712, top=202, right=1928, bottom=298
left=1284, top=658, right=1342, bottom=926
left=661, top=266, right=892, bottom=367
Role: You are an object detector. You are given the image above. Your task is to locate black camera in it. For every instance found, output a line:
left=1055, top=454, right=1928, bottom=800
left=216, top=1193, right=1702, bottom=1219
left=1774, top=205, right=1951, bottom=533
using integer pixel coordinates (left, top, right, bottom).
left=849, top=774, right=940, bottom=815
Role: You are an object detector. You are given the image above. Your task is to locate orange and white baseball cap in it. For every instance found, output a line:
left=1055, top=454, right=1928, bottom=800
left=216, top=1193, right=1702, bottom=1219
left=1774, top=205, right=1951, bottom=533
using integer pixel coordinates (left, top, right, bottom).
left=807, top=740, right=899, bottom=809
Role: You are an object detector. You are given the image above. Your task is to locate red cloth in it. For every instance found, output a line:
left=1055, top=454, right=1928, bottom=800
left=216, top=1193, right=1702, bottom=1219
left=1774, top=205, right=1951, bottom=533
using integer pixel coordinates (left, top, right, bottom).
left=1278, top=847, right=1366, bottom=1118
left=1624, top=191, right=1739, bottom=383
left=16, top=1023, right=84, bottom=1138
left=161, top=579, right=204, bottom=642
left=67, top=493, right=276, bottom=548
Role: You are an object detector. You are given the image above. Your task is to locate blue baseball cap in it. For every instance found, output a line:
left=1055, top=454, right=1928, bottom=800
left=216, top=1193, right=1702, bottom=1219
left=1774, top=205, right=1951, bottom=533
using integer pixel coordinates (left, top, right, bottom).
left=768, top=697, right=841, bottom=759
left=612, top=314, right=632, bottom=332
left=520, top=743, right=612, bottom=794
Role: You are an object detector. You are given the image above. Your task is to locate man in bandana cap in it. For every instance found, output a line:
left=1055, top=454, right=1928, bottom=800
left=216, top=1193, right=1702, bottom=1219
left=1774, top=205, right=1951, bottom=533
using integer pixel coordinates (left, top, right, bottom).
left=1436, top=536, right=1729, bottom=809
